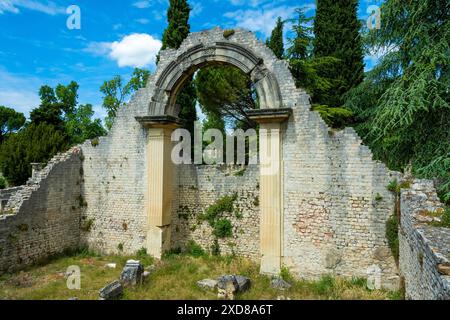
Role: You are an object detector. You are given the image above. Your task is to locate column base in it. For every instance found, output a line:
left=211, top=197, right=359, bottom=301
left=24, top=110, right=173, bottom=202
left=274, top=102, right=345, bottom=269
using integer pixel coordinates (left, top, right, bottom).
left=146, top=225, right=171, bottom=259
left=260, top=255, right=281, bottom=275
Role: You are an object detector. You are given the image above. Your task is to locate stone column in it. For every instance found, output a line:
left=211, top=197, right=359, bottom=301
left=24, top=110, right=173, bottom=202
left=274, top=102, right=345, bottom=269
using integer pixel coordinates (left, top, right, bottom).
left=136, top=116, right=180, bottom=259
left=248, top=109, right=291, bottom=275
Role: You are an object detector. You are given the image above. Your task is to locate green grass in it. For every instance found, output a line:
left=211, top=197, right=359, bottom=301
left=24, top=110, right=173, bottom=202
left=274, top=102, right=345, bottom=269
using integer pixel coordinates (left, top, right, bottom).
left=0, top=252, right=401, bottom=300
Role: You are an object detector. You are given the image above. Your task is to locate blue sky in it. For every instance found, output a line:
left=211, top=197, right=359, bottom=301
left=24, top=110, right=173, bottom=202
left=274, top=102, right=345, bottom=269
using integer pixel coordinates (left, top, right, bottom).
left=0, top=0, right=383, bottom=120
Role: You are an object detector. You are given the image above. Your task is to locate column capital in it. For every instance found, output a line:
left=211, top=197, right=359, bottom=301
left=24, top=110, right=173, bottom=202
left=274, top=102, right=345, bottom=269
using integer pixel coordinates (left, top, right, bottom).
left=136, top=115, right=181, bottom=129
left=246, top=108, right=292, bottom=124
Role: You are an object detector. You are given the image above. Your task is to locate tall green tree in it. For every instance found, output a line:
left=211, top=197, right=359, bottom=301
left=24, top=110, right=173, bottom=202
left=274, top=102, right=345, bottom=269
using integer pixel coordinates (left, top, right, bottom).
left=267, top=17, right=285, bottom=59
left=286, top=8, right=352, bottom=128
left=0, top=123, right=68, bottom=186
left=195, top=65, right=255, bottom=129
left=0, top=106, right=25, bottom=142
left=160, top=0, right=197, bottom=138
left=161, top=0, right=191, bottom=51
left=313, top=0, right=364, bottom=107
left=345, top=0, right=450, bottom=203
left=100, top=68, right=150, bottom=129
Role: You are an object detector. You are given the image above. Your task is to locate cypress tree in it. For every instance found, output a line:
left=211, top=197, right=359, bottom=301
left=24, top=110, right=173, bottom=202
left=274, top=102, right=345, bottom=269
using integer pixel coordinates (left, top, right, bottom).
left=267, top=17, right=285, bottom=59
left=161, top=0, right=197, bottom=135
left=313, top=0, right=364, bottom=107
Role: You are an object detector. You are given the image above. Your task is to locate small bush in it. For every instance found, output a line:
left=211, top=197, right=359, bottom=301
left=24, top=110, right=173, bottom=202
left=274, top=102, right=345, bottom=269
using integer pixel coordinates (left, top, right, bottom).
left=386, top=215, right=399, bottom=261
left=387, top=179, right=411, bottom=195
left=91, top=138, right=99, bottom=147
left=430, top=207, right=450, bottom=228
left=203, top=193, right=237, bottom=226
left=186, top=240, right=206, bottom=257
left=223, top=29, right=235, bottom=38
left=117, top=243, right=124, bottom=252
left=387, top=179, right=398, bottom=192
left=213, top=219, right=233, bottom=238
left=313, top=275, right=336, bottom=296
left=375, top=193, right=383, bottom=201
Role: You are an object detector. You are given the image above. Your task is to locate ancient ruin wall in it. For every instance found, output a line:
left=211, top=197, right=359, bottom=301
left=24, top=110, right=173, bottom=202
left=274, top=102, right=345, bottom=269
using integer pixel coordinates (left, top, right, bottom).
left=399, top=180, right=450, bottom=300
left=171, top=165, right=260, bottom=258
left=282, top=105, right=401, bottom=289
left=79, top=88, right=151, bottom=254
left=0, top=148, right=82, bottom=273
left=79, top=28, right=400, bottom=288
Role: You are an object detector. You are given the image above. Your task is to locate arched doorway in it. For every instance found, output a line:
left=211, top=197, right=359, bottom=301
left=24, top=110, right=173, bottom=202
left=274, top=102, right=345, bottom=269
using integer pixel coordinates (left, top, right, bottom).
left=136, top=28, right=294, bottom=275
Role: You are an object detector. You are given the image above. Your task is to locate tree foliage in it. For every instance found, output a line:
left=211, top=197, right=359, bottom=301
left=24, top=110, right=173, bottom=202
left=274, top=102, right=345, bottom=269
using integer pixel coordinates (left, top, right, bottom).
left=160, top=0, right=197, bottom=138
left=313, top=0, right=364, bottom=107
left=100, top=68, right=150, bottom=130
left=0, top=106, right=25, bottom=142
left=195, top=65, right=255, bottom=129
left=0, top=123, right=68, bottom=186
left=286, top=8, right=353, bottom=128
left=345, top=0, right=450, bottom=203
left=267, top=17, right=285, bottom=59
left=161, top=0, right=191, bottom=50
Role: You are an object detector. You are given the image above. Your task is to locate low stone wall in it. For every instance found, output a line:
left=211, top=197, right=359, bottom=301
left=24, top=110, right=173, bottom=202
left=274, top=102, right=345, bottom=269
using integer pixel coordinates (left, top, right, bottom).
left=171, top=164, right=260, bottom=259
left=399, top=180, right=450, bottom=300
left=0, top=148, right=83, bottom=274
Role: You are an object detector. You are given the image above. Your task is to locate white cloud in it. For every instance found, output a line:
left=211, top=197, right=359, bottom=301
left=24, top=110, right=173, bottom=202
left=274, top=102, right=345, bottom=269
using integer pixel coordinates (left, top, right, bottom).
left=85, top=34, right=162, bottom=68
left=132, top=1, right=151, bottom=9
left=0, top=0, right=65, bottom=15
left=83, top=41, right=112, bottom=56
left=135, top=18, right=150, bottom=24
left=110, top=34, right=162, bottom=68
left=224, top=6, right=297, bottom=37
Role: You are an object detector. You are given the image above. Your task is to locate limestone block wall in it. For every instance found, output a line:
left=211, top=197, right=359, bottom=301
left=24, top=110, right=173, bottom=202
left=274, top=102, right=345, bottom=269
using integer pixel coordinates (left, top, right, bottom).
left=282, top=102, right=401, bottom=289
left=79, top=89, right=151, bottom=254
left=171, top=165, right=260, bottom=258
left=0, top=148, right=82, bottom=274
left=399, top=180, right=450, bottom=300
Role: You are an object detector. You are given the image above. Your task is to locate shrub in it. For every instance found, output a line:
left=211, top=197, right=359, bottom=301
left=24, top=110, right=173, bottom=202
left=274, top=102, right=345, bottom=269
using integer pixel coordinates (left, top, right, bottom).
left=430, top=207, right=450, bottom=228
left=203, top=193, right=237, bottom=226
left=223, top=29, right=235, bottom=38
left=386, top=215, right=399, bottom=261
left=213, top=219, right=233, bottom=238
left=186, top=240, right=206, bottom=257
left=312, top=104, right=353, bottom=129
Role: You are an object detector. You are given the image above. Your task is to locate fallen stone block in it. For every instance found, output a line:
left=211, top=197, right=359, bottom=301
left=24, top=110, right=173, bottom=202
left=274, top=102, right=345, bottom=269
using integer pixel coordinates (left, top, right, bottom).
left=271, top=277, right=292, bottom=291
left=235, top=275, right=251, bottom=292
left=99, top=280, right=123, bottom=300
left=120, top=260, right=144, bottom=286
left=197, top=279, right=218, bottom=291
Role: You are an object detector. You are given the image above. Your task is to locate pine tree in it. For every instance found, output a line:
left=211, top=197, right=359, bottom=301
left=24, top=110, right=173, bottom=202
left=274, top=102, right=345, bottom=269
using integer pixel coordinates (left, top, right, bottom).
left=160, top=0, right=197, bottom=136
left=267, top=17, right=284, bottom=59
left=345, top=0, right=450, bottom=203
left=313, top=0, right=364, bottom=107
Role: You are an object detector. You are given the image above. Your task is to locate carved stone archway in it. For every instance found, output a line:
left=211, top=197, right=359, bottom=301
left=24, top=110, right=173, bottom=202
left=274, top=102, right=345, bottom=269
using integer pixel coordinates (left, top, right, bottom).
left=136, top=28, right=296, bottom=274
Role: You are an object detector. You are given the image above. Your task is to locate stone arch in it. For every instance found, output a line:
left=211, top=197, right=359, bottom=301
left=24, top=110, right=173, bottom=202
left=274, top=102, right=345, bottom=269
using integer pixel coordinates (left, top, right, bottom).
left=149, top=41, right=283, bottom=117
left=137, top=28, right=296, bottom=275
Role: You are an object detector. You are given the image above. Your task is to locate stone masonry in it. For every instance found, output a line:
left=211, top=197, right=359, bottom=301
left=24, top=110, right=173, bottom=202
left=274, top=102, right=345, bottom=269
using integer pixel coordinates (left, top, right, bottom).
left=399, top=180, right=450, bottom=300
left=1, top=28, right=447, bottom=296
left=0, top=147, right=82, bottom=273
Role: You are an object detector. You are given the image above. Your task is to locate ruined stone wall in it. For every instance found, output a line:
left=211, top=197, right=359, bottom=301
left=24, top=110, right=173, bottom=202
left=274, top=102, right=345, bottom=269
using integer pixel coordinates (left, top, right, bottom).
left=399, top=180, right=450, bottom=300
left=78, top=28, right=401, bottom=289
left=0, top=148, right=82, bottom=273
left=171, top=165, right=260, bottom=258
left=282, top=104, right=401, bottom=289
left=79, top=89, right=151, bottom=254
